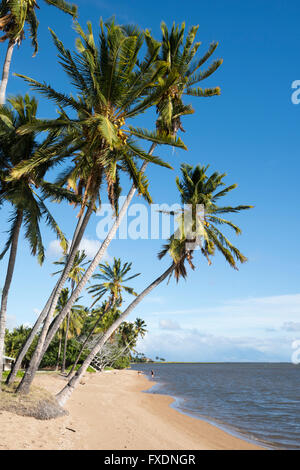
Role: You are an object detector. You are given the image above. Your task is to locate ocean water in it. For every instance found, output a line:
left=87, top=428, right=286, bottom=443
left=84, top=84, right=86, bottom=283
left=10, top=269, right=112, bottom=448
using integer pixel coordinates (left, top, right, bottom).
left=130, top=362, right=300, bottom=449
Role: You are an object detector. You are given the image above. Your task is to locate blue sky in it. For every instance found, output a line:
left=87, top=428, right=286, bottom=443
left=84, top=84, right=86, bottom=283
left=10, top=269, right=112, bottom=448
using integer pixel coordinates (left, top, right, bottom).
left=1, top=0, right=300, bottom=362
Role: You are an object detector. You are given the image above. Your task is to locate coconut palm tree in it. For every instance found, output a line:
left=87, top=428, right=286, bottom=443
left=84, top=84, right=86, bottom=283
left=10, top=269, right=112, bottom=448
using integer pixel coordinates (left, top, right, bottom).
left=0, top=94, right=74, bottom=389
left=88, top=258, right=140, bottom=308
left=0, top=0, right=77, bottom=104
left=156, top=21, right=222, bottom=136
left=53, top=250, right=89, bottom=293
left=118, top=317, right=147, bottom=350
left=55, top=163, right=252, bottom=406
left=68, top=258, right=140, bottom=377
left=134, top=317, right=147, bottom=339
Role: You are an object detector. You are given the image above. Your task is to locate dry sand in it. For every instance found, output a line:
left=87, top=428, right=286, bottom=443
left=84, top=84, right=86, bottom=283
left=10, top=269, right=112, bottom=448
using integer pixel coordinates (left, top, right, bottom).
left=0, top=369, right=262, bottom=450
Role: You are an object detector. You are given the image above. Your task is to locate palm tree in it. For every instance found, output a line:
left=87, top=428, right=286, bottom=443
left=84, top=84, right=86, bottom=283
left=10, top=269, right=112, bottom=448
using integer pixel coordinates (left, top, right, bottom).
left=88, top=258, right=140, bottom=308
left=118, top=318, right=147, bottom=350
left=0, top=0, right=77, bottom=104
left=156, top=21, right=222, bottom=136
left=53, top=287, right=84, bottom=373
left=14, top=19, right=187, bottom=394
left=134, top=318, right=147, bottom=339
left=53, top=250, right=89, bottom=292
left=0, top=94, right=73, bottom=389
left=103, top=319, right=147, bottom=367
left=68, top=258, right=140, bottom=377
left=55, top=163, right=252, bottom=406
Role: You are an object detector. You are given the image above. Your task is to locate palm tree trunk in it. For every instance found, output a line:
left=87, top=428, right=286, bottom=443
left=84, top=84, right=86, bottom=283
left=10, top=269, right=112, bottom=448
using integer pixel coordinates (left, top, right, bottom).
left=61, top=312, right=70, bottom=374
left=0, top=40, right=16, bottom=105
left=56, top=334, right=62, bottom=371
left=6, top=284, right=57, bottom=386
left=0, top=210, right=23, bottom=390
left=56, top=263, right=175, bottom=406
left=17, top=201, right=94, bottom=394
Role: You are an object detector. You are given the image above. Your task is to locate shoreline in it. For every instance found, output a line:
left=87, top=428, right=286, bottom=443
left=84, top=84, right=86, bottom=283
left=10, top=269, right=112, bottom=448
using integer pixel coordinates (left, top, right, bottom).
left=0, top=370, right=263, bottom=450
left=144, top=378, right=270, bottom=449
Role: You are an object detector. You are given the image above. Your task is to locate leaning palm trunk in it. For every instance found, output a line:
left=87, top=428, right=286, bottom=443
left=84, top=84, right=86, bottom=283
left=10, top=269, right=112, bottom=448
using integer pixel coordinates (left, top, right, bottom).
left=0, top=210, right=23, bottom=389
left=7, top=209, right=88, bottom=385
left=61, top=311, right=70, bottom=374
left=56, top=263, right=175, bottom=406
left=56, top=334, right=62, bottom=371
left=17, top=202, right=94, bottom=394
left=0, top=40, right=16, bottom=105
left=6, top=284, right=57, bottom=386
left=17, top=146, right=156, bottom=394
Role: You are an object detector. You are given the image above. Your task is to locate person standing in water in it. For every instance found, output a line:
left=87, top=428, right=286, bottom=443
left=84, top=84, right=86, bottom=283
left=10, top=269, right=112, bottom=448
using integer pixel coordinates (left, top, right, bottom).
left=151, top=370, right=154, bottom=379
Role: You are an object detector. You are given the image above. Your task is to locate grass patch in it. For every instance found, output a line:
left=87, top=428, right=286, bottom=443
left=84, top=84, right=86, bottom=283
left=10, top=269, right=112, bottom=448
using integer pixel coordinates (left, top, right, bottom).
left=2, top=370, right=24, bottom=380
left=0, top=383, right=67, bottom=420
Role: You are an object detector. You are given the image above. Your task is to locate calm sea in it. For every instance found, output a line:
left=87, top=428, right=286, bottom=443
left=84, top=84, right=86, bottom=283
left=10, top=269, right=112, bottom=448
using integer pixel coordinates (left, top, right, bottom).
left=130, top=362, right=300, bottom=449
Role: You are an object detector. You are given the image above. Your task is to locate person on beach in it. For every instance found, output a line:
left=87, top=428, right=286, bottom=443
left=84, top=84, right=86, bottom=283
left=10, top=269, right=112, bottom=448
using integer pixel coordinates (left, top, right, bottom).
left=151, top=370, right=154, bottom=378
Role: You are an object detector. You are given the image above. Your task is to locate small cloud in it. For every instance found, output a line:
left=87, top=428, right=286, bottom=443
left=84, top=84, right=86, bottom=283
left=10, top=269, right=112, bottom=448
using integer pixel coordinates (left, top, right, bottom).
left=47, top=238, right=110, bottom=261
left=159, top=319, right=181, bottom=331
left=33, top=308, right=41, bottom=316
left=282, top=321, right=300, bottom=332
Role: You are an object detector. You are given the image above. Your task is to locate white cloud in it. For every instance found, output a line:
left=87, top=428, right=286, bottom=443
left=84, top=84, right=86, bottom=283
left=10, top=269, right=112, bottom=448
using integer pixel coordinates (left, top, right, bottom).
left=137, top=328, right=293, bottom=362
left=150, top=293, right=300, bottom=337
left=151, top=293, right=300, bottom=317
left=135, top=293, right=300, bottom=362
left=159, top=319, right=181, bottom=330
left=47, top=238, right=110, bottom=261
left=282, top=321, right=300, bottom=332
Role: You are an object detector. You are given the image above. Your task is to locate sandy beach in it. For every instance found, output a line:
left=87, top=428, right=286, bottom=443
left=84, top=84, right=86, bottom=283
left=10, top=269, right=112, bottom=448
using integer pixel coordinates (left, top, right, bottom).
left=0, top=370, right=262, bottom=450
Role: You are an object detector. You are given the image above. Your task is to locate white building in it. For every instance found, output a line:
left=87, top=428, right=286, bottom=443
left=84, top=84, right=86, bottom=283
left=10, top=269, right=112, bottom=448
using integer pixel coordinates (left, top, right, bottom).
left=2, top=356, right=14, bottom=372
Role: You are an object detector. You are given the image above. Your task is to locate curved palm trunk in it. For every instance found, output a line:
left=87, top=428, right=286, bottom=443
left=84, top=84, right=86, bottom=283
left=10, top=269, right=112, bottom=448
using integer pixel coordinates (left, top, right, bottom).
left=17, top=202, right=94, bottom=394
left=56, top=334, right=62, bottom=371
left=56, top=263, right=175, bottom=406
left=61, top=312, right=70, bottom=374
left=0, top=40, right=16, bottom=105
left=0, top=210, right=23, bottom=390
